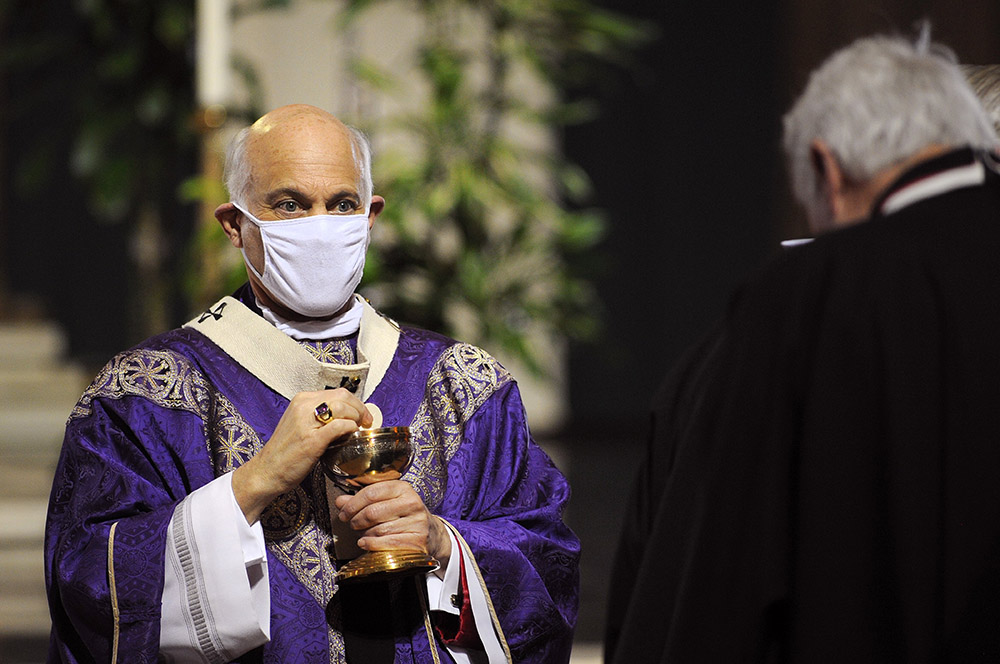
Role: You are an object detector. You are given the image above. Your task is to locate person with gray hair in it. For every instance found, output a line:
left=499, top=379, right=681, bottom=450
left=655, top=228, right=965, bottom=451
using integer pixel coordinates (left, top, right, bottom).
left=782, top=33, right=997, bottom=232
left=606, top=32, right=1000, bottom=663
left=45, top=104, right=580, bottom=663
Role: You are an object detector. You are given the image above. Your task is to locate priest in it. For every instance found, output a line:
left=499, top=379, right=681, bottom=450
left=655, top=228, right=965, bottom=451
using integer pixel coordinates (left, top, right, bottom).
left=606, top=32, right=1000, bottom=663
left=45, top=104, right=579, bottom=663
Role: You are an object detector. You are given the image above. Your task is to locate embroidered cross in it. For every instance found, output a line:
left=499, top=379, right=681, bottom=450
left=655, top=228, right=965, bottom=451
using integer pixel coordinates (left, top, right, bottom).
left=198, top=302, right=227, bottom=323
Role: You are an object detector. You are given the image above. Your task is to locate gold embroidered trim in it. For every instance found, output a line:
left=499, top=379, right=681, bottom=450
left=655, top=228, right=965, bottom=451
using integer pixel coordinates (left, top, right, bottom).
left=210, top=391, right=262, bottom=473
left=438, top=343, right=512, bottom=424
left=70, top=349, right=212, bottom=421
left=406, top=343, right=512, bottom=510
left=259, top=486, right=312, bottom=540
left=300, top=339, right=355, bottom=365
left=108, top=521, right=120, bottom=664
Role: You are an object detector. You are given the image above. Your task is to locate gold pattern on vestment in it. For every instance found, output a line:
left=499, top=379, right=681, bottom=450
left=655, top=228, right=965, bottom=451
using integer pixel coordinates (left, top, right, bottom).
left=299, top=339, right=355, bottom=365
left=70, top=349, right=212, bottom=421
left=406, top=343, right=512, bottom=510
left=259, top=486, right=312, bottom=539
left=208, top=401, right=339, bottom=660
left=68, top=338, right=510, bottom=664
left=210, top=391, right=262, bottom=468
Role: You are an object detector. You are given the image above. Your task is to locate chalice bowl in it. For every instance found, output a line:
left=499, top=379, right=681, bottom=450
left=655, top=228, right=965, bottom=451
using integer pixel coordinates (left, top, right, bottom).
left=321, top=426, right=440, bottom=583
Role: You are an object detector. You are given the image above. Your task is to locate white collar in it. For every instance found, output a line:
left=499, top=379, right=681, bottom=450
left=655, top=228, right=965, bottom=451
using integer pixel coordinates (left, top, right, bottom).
left=880, top=159, right=985, bottom=216
left=258, top=295, right=364, bottom=340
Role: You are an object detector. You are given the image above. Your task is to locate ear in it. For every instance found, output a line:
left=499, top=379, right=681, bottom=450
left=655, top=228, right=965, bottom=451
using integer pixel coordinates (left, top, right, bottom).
left=367, top=195, right=385, bottom=230
left=810, top=139, right=846, bottom=222
left=215, top=203, right=243, bottom=248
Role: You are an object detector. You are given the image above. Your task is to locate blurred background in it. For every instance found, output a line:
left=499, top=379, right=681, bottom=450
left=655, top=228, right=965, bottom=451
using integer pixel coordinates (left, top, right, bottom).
left=1, top=0, right=999, bottom=661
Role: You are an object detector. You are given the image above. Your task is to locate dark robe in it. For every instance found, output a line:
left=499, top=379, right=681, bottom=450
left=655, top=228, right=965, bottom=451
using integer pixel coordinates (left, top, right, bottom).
left=606, top=148, right=1000, bottom=663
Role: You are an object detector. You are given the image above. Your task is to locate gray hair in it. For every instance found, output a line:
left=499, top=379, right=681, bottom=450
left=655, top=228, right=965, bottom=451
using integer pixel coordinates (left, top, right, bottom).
left=223, top=122, right=374, bottom=211
left=961, top=64, right=1000, bottom=136
left=782, top=33, right=998, bottom=225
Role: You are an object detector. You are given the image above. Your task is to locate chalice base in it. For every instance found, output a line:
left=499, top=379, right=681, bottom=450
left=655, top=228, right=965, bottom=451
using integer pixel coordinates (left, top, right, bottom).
left=336, top=550, right=440, bottom=583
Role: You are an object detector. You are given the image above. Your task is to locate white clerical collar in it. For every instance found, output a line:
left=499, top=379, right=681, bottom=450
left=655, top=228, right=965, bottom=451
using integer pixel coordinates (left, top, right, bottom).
left=879, top=158, right=985, bottom=216
left=778, top=158, right=987, bottom=250
left=257, top=295, right=364, bottom=340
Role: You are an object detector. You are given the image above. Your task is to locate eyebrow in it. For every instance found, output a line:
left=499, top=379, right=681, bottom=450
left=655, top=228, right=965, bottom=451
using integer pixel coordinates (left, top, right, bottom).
left=263, top=188, right=360, bottom=206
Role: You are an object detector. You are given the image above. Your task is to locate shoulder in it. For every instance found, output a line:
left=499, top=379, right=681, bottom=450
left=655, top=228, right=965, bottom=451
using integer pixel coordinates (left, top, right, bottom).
left=400, top=324, right=511, bottom=379
left=398, top=324, right=515, bottom=409
left=742, top=186, right=995, bottom=311
left=70, top=328, right=216, bottom=421
left=731, top=217, right=913, bottom=317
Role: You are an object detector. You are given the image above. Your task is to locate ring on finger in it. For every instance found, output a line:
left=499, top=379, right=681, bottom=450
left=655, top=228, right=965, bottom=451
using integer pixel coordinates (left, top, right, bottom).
left=314, top=402, right=333, bottom=424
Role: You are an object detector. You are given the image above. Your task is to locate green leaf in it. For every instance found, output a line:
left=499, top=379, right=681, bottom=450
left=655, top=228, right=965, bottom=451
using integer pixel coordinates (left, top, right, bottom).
left=349, top=58, right=399, bottom=91
left=558, top=210, right=605, bottom=251
left=178, top=175, right=227, bottom=204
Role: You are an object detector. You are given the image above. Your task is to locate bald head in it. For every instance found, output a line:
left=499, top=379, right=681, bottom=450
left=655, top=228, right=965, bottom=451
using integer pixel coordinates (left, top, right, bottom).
left=214, top=105, right=384, bottom=320
left=224, top=104, right=373, bottom=209
left=253, top=103, right=341, bottom=129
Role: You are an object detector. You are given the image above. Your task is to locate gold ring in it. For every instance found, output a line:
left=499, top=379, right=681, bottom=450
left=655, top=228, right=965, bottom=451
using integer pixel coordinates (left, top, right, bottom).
left=314, top=402, right=333, bottom=424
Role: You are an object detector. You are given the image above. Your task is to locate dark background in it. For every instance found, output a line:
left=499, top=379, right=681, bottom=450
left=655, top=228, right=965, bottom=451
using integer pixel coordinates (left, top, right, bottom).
left=3, top=0, right=1000, bottom=653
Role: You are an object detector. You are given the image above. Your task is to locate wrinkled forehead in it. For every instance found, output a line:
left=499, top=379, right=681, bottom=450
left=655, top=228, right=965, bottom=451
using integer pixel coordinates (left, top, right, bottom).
left=245, top=111, right=359, bottom=193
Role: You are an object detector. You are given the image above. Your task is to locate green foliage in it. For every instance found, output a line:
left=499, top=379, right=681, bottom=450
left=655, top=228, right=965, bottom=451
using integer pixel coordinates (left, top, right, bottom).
left=2, top=1, right=199, bottom=224
left=340, top=0, right=650, bottom=374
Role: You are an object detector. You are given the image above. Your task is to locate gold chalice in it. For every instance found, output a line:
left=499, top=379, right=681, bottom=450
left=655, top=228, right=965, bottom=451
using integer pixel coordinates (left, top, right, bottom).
left=321, top=426, right=439, bottom=583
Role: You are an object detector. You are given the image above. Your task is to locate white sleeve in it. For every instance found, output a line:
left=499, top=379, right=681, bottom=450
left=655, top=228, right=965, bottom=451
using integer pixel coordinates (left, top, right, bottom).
left=425, top=527, right=462, bottom=615
left=424, top=524, right=509, bottom=664
left=160, top=472, right=270, bottom=662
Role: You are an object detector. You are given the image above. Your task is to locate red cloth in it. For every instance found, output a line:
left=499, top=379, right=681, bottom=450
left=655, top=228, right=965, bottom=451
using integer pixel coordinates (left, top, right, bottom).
left=433, top=544, right=482, bottom=649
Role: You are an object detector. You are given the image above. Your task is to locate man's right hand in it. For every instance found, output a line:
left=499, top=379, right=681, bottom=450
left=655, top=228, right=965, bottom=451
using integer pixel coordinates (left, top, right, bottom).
left=232, top=388, right=373, bottom=524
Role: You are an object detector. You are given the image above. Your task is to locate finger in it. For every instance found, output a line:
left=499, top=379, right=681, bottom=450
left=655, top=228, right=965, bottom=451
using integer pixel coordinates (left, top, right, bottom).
left=300, top=397, right=367, bottom=430
left=342, top=494, right=425, bottom=532
left=333, top=481, right=410, bottom=518
left=312, top=403, right=365, bottom=430
left=288, top=391, right=341, bottom=418
left=359, top=513, right=427, bottom=539
left=356, top=516, right=451, bottom=562
left=358, top=532, right=428, bottom=553
left=321, top=387, right=370, bottom=419
left=313, top=419, right=360, bottom=447
left=359, top=405, right=374, bottom=428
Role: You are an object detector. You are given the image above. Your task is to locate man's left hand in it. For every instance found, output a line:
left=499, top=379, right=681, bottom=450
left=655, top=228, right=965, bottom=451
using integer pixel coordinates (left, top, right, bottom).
left=333, top=481, right=453, bottom=566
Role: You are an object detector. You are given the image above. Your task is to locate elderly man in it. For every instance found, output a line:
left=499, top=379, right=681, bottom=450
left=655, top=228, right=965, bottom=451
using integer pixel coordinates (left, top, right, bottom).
left=45, top=104, right=579, bottom=663
left=605, top=33, right=1000, bottom=663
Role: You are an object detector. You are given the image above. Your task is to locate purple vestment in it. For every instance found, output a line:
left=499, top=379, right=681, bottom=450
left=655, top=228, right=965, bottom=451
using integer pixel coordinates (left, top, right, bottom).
left=45, top=290, right=579, bottom=663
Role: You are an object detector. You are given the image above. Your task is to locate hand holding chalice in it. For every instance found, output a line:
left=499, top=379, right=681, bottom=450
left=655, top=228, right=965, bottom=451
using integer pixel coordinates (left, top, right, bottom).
left=318, top=418, right=440, bottom=583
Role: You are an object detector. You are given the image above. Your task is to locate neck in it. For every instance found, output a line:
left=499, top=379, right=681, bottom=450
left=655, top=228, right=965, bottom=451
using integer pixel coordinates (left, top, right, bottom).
left=832, top=144, right=952, bottom=228
left=258, top=295, right=364, bottom=341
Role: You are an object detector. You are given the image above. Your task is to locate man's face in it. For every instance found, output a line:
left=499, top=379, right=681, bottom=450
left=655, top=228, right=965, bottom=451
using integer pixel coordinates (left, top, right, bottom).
left=219, top=107, right=385, bottom=319
left=240, top=112, right=369, bottom=274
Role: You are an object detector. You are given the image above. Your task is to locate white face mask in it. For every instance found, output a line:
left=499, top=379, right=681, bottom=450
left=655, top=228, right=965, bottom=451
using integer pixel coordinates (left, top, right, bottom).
left=234, top=203, right=370, bottom=318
